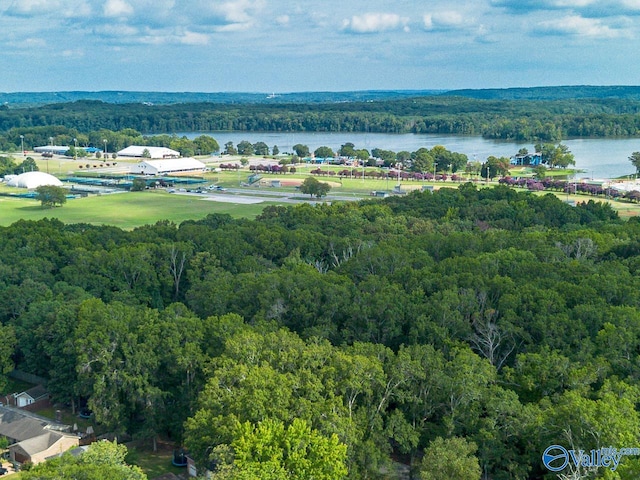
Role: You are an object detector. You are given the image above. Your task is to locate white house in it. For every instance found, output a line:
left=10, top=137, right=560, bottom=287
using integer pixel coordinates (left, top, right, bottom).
left=117, top=146, right=180, bottom=159
left=14, top=385, right=48, bottom=408
left=0, top=406, right=79, bottom=466
left=131, top=158, right=206, bottom=175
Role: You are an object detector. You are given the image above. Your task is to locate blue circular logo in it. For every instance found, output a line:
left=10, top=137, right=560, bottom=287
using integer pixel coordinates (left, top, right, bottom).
left=543, top=445, right=569, bottom=472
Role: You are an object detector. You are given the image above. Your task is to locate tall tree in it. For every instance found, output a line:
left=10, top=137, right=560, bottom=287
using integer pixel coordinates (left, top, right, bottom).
left=253, top=142, right=269, bottom=156
left=419, top=437, right=481, bottom=480
left=21, top=440, right=146, bottom=480
left=193, top=135, right=220, bottom=155
left=211, top=418, right=348, bottom=480
left=300, top=177, right=331, bottom=198
left=224, top=141, right=237, bottom=155
left=339, top=143, right=357, bottom=157
left=293, top=144, right=310, bottom=157
left=481, top=156, right=510, bottom=179
left=629, top=151, right=640, bottom=174
left=237, top=140, right=254, bottom=155
left=35, top=185, right=67, bottom=207
left=314, top=146, right=334, bottom=159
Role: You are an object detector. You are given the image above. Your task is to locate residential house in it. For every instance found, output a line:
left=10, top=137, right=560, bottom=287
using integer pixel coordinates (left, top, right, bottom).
left=0, top=406, right=78, bottom=466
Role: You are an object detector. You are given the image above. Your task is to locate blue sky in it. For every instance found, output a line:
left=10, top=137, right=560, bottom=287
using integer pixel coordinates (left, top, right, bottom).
left=2, top=0, right=640, bottom=92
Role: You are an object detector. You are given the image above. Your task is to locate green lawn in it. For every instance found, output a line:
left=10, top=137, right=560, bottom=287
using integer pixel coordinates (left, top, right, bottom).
left=0, top=190, right=277, bottom=229
left=3, top=164, right=640, bottom=229
left=124, top=441, right=187, bottom=479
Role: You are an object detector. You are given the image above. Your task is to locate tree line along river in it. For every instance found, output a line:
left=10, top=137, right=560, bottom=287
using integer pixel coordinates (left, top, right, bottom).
left=180, top=131, right=640, bottom=180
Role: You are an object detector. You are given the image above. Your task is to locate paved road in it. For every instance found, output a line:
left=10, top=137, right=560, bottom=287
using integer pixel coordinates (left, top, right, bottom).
left=172, top=187, right=369, bottom=205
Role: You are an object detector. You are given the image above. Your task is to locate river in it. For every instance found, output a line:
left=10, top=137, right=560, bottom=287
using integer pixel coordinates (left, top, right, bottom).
left=180, top=131, right=640, bottom=180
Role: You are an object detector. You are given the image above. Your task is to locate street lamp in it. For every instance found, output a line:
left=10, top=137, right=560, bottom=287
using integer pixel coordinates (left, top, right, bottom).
left=47, top=137, right=53, bottom=173
left=20, top=135, right=24, bottom=156
left=73, top=138, right=77, bottom=161
left=103, top=139, right=108, bottom=159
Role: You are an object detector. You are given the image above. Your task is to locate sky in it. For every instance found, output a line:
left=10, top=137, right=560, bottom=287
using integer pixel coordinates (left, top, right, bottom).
left=2, top=0, right=640, bottom=93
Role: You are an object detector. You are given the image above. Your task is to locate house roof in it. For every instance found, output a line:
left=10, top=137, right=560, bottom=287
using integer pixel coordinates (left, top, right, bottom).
left=9, top=431, right=65, bottom=457
left=135, top=158, right=206, bottom=173
left=16, top=384, right=48, bottom=401
left=33, top=146, right=71, bottom=155
left=117, top=146, right=180, bottom=158
left=0, top=406, right=69, bottom=442
left=0, top=411, right=52, bottom=442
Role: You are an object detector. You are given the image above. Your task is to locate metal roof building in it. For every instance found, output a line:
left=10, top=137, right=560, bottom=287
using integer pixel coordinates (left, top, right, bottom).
left=131, top=158, right=206, bottom=175
left=117, top=146, right=180, bottom=159
left=33, top=145, right=70, bottom=155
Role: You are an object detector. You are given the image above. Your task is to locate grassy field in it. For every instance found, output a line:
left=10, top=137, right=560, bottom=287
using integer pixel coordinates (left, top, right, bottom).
left=3, top=156, right=640, bottom=229
left=0, top=190, right=280, bottom=228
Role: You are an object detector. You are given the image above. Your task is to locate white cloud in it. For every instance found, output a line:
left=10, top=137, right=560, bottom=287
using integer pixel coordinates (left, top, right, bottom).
left=103, top=0, right=134, bottom=17
left=343, top=12, right=409, bottom=33
left=491, top=0, right=640, bottom=15
left=535, top=14, right=624, bottom=37
left=6, top=0, right=92, bottom=18
left=62, top=48, right=85, bottom=57
left=179, top=30, right=210, bottom=45
left=423, top=11, right=465, bottom=31
left=276, top=15, right=290, bottom=25
left=9, top=0, right=61, bottom=15
left=491, top=0, right=594, bottom=10
left=207, top=0, right=265, bottom=29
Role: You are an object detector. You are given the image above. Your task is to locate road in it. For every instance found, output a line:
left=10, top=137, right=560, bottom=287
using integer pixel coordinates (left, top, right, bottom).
left=172, top=187, right=369, bottom=205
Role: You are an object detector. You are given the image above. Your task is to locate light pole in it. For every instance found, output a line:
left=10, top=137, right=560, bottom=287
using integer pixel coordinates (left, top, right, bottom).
left=48, top=137, right=53, bottom=173
left=73, top=138, right=77, bottom=161
left=20, top=135, right=24, bottom=156
left=103, top=139, right=108, bottom=159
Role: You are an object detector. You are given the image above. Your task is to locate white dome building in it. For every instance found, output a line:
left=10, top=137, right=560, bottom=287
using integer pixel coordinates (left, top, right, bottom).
left=6, top=172, right=63, bottom=189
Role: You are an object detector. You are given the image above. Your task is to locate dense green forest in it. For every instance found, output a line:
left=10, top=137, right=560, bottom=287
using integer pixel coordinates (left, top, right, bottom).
left=4, top=91, right=640, bottom=142
left=1, top=185, right=640, bottom=478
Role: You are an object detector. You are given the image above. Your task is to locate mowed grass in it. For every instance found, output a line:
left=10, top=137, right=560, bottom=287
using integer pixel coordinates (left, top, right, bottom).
left=124, top=440, right=187, bottom=479
left=0, top=190, right=277, bottom=229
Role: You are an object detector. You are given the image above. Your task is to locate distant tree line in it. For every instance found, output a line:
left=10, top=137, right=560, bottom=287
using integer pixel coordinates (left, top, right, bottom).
left=0, top=126, right=219, bottom=158
left=2, top=96, right=640, bottom=142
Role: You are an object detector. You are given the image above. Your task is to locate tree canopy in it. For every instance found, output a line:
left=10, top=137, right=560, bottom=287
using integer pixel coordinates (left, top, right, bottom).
left=1, top=185, right=640, bottom=479
left=35, top=185, right=67, bottom=207
left=21, top=441, right=146, bottom=480
left=299, top=176, right=331, bottom=198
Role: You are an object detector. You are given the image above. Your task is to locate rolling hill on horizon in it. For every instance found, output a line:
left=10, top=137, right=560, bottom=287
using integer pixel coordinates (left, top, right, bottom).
left=3, top=85, right=640, bottom=108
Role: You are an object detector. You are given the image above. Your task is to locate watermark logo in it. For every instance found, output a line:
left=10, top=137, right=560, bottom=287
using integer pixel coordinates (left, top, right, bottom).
left=542, top=445, right=640, bottom=473
left=542, top=445, right=569, bottom=472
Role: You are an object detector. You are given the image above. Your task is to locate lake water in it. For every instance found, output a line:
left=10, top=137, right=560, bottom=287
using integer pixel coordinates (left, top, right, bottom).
left=181, top=131, right=640, bottom=180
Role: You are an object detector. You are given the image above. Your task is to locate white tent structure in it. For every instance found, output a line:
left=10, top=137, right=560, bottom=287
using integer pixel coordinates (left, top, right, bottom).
left=6, top=172, right=63, bottom=189
left=117, top=146, right=180, bottom=159
left=132, top=158, right=206, bottom=175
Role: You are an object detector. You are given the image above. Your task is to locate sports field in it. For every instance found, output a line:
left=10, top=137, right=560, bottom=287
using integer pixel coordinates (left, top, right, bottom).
left=2, top=156, right=640, bottom=228
left=0, top=190, right=279, bottom=229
